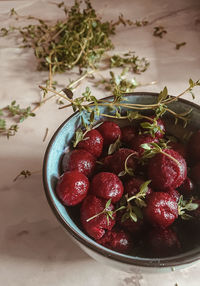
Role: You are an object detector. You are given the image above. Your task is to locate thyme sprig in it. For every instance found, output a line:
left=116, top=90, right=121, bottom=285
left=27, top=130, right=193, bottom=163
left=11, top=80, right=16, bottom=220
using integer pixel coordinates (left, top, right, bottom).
left=2, top=1, right=115, bottom=72
left=110, top=52, right=150, bottom=74
left=178, top=195, right=199, bottom=220
left=86, top=180, right=151, bottom=224
left=13, top=170, right=32, bottom=182
left=86, top=198, right=114, bottom=224
left=0, top=101, right=35, bottom=138
left=141, top=142, right=180, bottom=166
left=118, top=152, right=138, bottom=177
left=153, top=26, right=167, bottom=38
left=40, top=78, right=200, bottom=125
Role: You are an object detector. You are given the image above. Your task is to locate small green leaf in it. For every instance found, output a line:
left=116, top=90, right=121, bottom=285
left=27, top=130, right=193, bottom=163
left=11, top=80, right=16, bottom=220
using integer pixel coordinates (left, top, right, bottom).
left=108, top=136, right=121, bottom=155
left=105, top=199, right=112, bottom=209
left=140, top=143, right=151, bottom=150
left=129, top=211, right=137, bottom=222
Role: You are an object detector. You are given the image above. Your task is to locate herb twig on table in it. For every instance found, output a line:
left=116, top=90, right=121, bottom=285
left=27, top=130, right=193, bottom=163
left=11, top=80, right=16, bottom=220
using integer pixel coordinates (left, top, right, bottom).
left=110, top=52, right=150, bottom=74
left=153, top=26, right=167, bottom=38
left=0, top=101, right=35, bottom=138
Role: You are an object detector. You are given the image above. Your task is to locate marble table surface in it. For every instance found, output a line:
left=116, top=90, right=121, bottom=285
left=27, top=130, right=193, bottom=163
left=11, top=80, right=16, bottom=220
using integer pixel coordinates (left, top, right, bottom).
left=0, top=0, right=200, bottom=285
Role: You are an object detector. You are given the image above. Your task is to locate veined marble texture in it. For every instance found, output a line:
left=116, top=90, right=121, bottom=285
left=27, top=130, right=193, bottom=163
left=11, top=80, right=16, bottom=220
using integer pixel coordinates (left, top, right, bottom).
left=0, top=0, right=200, bottom=285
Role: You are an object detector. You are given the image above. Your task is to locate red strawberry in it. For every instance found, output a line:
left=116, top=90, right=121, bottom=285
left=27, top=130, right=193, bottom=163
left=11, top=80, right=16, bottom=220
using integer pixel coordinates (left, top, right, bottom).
left=168, top=141, right=186, bottom=158
left=81, top=195, right=116, bottom=240
left=96, top=229, right=133, bottom=253
left=56, top=171, right=89, bottom=206
left=107, top=148, right=137, bottom=175
left=117, top=212, right=145, bottom=236
left=148, top=149, right=187, bottom=189
left=190, top=162, right=200, bottom=184
left=148, top=228, right=181, bottom=257
left=97, top=121, right=121, bottom=146
left=121, top=125, right=136, bottom=146
left=164, top=187, right=180, bottom=203
left=140, top=116, right=165, bottom=139
left=178, top=177, right=194, bottom=196
left=124, top=177, right=153, bottom=199
left=90, top=172, right=124, bottom=203
left=77, top=129, right=103, bottom=158
left=131, top=135, right=158, bottom=157
left=188, top=130, right=200, bottom=162
left=145, top=192, right=178, bottom=229
left=62, top=149, right=96, bottom=177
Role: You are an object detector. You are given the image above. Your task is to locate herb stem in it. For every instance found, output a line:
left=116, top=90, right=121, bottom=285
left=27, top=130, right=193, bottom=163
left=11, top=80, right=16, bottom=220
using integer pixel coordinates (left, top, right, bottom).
left=160, top=150, right=180, bottom=166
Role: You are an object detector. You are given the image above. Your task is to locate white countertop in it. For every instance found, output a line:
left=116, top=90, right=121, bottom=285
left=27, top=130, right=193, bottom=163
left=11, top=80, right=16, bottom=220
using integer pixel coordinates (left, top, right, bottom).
left=1, top=0, right=200, bottom=285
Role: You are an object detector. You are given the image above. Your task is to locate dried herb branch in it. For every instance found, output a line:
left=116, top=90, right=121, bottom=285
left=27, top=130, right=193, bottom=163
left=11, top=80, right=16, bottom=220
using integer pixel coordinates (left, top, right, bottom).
left=110, top=52, right=149, bottom=74
left=0, top=101, right=35, bottom=138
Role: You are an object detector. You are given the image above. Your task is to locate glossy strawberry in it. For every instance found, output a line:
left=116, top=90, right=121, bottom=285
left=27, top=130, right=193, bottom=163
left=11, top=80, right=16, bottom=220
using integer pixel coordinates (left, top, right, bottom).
left=97, top=121, right=121, bottom=146
left=106, top=148, right=137, bottom=175
left=148, top=149, right=187, bottom=189
left=140, top=116, right=165, bottom=139
left=188, top=130, right=200, bottom=162
left=131, top=135, right=158, bottom=157
left=121, top=125, right=136, bottom=146
left=90, top=172, right=124, bottom=203
left=77, top=129, right=103, bottom=158
left=81, top=195, right=116, bottom=240
left=145, top=192, right=178, bottom=229
left=190, top=162, right=200, bottom=184
left=96, top=229, right=133, bottom=253
left=148, top=228, right=181, bottom=257
left=56, top=171, right=89, bottom=206
left=164, top=187, right=180, bottom=203
left=62, top=149, right=96, bottom=177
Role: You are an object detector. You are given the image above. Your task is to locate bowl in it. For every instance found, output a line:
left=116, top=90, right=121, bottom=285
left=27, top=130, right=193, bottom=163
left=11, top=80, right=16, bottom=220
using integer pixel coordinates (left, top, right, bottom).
left=43, top=92, right=200, bottom=273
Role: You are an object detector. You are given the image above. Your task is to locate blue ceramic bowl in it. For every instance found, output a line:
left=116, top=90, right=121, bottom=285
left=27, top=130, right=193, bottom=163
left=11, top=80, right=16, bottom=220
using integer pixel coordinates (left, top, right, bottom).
left=43, top=92, right=200, bottom=273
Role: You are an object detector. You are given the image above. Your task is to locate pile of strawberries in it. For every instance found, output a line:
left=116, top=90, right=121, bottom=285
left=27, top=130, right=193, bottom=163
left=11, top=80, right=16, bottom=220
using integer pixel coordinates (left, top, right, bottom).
left=56, top=118, right=200, bottom=257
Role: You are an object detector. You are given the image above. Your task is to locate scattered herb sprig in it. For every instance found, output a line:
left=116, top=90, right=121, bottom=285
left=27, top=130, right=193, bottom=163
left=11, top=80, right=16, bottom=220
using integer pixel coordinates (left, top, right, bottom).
left=0, top=101, right=35, bottom=138
left=110, top=52, right=150, bottom=74
left=153, top=26, right=167, bottom=38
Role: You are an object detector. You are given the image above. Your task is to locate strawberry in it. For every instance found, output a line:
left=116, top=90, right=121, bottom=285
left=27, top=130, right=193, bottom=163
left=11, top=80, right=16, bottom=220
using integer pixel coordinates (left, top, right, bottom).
left=188, top=130, right=200, bottom=162
left=124, top=177, right=153, bottom=199
left=121, top=125, right=136, bottom=146
left=90, top=172, right=124, bottom=203
left=148, top=228, right=181, bottom=257
left=81, top=195, right=116, bottom=240
left=106, top=148, right=137, bottom=175
left=190, top=162, right=200, bottom=184
left=145, top=192, right=178, bottom=229
left=97, top=121, right=121, bottom=146
left=131, top=135, right=158, bottom=156
left=96, top=229, right=133, bottom=253
left=117, top=211, right=145, bottom=236
left=164, top=187, right=180, bottom=203
left=56, top=170, right=89, bottom=206
left=140, top=116, right=165, bottom=139
left=77, top=129, right=103, bottom=158
left=178, top=177, right=194, bottom=196
left=62, top=149, right=96, bottom=177
left=148, top=149, right=187, bottom=189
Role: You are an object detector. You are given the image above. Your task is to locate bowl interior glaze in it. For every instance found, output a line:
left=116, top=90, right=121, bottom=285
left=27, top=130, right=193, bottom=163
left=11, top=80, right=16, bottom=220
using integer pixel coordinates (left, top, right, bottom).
left=43, top=92, right=200, bottom=270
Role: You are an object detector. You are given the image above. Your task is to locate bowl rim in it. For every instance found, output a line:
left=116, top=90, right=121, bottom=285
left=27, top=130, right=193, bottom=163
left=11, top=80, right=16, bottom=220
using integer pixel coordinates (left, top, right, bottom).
left=43, top=91, right=200, bottom=268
